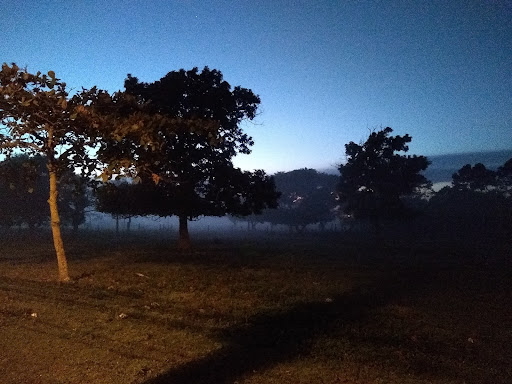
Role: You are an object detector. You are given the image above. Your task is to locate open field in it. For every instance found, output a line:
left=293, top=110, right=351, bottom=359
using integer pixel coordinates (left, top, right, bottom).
left=0, top=231, right=511, bottom=383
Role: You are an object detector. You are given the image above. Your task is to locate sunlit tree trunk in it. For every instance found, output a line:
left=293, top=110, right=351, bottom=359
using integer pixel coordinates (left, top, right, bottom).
left=178, top=214, right=191, bottom=249
left=48, top=165, right=70, bottom=282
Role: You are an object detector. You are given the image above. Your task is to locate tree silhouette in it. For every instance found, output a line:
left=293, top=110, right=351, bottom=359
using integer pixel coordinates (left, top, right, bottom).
left=337, top=127, right=430, bottom=236
left=424, top=158, right=512, bottom=240
left=261, top=169, right=338, bottom=232
left=0, top=155, right=90, bottom=232
left=98, top=67, right=279, bottom=248
left=94, top=181, right=158, bottom=233
left=427, top=186, right=511, bottom=241
left=452, top=163, right=497, bottom=192
left=0, top=155, right=49, bottom=229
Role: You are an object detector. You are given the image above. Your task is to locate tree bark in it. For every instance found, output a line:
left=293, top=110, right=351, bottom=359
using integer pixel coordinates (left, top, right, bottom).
left=178, top=215, right=191, bottom=250
left=48, top=168, right=70, bottom=282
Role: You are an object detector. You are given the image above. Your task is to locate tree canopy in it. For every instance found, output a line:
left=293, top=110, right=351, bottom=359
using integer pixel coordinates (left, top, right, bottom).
left=337, top=127, right=430, bottom=231
left=261, top=169, right=338, bottom=231
left=452, top=163, right=497, bottom=191
left=0, top=155, right=89, bottom=231
left=96, top=67, right=279, bottom=248
left=0, top=154, right=49, bottom=229
left=425, top=158, right=512, bottom=241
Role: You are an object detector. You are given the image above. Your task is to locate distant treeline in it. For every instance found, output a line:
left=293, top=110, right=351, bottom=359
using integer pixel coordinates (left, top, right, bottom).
left=2, top=133, right=510, bottom=246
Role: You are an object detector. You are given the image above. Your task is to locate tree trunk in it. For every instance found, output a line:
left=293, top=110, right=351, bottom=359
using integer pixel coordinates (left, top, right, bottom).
left=48, top=169, right=70, bottom=282
left=178, top=215, right=191, bottom=250
left=126, top=216, right=132, bottom=232
left=115, top=215, right=119, bottom=234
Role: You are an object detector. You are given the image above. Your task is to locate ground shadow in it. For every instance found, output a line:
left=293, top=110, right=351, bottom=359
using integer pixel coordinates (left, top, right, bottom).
left=144, top=264, right=432, bottom=384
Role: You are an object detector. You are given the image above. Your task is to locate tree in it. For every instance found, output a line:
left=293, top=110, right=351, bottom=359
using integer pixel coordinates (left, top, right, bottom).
left=0, top=154, right=49, bottom=229
left=0, top=63, right=96, bottom=281
left=337, top=127, right=430, bottom=236
left=259, top=169, right=338, bottom=232
left=426, top=185, right=512, bottom=241
left=94, top=181, right=155, bottom=233
left=452, top=163, right=497, bottom=192
left=98, top=67, right=279, bottom=248
left=0, top=155, right=90, bottom=232
left=424, top=158, right=512, bottom=241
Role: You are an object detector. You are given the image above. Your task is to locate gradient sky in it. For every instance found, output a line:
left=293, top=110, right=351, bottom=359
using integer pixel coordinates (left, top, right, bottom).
left=2, top=0, right=511, bottom=173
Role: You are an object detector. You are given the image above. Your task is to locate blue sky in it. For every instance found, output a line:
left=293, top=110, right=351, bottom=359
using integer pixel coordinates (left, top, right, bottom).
left=2, top=0, right=511, bottom=173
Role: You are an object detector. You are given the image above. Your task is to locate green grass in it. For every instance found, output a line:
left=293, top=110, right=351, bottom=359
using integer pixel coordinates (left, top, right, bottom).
left=0, top=230, right=510, bottom=383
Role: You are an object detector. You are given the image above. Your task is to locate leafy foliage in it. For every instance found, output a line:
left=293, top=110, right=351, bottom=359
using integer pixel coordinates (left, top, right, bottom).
left=250, top=169, right=338, bottom=231
left=94, top=181, right=156, bottom=219
left=338, top=127, right=430, bottom=223
left=420, top=157, right=512, bottom=241
left=0, top=63, right=95, bottom=173
left=452, top=163, right=497, bottom=191
left=0, top=155, right=90, bottom=230
left=0, top=155, right=48, bottom=228
left=96, top=67, right=279, bottom=247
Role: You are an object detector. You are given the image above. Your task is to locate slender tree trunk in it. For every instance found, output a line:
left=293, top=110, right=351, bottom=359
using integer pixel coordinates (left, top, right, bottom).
left=48, top=168, right=70, bottom=282
left=178, top=214, right=191, bottom=250
left=115, top=215, right=119, bottom=234
left=126, top=216, right=132, bottom=232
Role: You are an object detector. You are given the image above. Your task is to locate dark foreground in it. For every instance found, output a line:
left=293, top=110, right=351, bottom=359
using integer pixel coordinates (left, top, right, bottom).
left=0, top=231, right=510, bottom=383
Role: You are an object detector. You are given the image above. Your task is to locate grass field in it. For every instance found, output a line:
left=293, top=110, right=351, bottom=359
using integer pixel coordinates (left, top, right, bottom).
left=0, top=230, right=510, bottom=383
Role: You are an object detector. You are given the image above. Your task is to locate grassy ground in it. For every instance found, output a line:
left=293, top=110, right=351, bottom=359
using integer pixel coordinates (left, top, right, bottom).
left=0, top=230, right=510, bottom=383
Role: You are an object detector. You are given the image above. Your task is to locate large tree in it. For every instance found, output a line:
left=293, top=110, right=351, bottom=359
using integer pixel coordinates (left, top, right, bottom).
left=98, top=67, right=279, bottom=248
left=0, top=63, right=97, bottom=281
left=337, top=127, right=430, bottom=236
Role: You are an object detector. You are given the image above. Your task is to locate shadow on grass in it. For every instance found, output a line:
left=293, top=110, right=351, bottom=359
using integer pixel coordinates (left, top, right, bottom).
left=144, top=266, right=428, bottom=384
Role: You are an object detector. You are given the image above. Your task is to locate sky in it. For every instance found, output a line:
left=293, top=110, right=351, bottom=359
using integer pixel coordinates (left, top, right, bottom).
left=2, top=0, right=511, bottom=174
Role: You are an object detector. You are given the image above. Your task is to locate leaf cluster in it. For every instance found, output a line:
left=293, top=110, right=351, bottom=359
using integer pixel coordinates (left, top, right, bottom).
left=0, top=63, right=96, bottom=175
left=249, top=169, right=338, bottom=229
